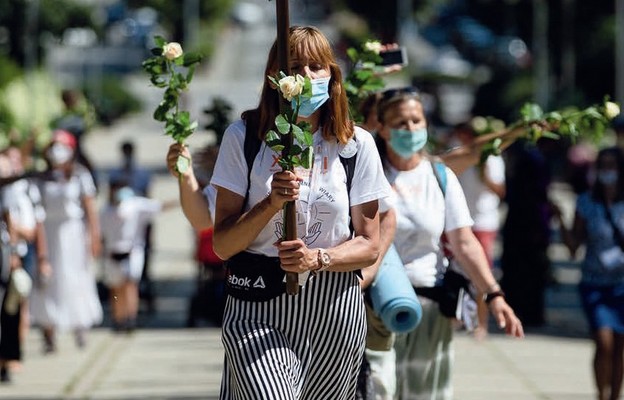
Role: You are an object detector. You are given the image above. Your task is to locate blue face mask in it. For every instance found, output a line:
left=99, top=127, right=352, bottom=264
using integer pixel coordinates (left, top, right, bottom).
left=115, top=187, right=135, bottom=203
left=293, top=77, right=330, bottom=118
left=389, top=128, right=428, bottom=158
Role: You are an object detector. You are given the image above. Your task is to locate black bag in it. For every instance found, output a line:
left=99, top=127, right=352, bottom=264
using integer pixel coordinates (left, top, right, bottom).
left=224, top=251, right=286, bottom=302
left=415, top=269, right=470, bottom=319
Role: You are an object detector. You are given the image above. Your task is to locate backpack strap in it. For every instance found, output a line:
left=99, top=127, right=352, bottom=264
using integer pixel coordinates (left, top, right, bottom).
left=430, top=160, right=447, bottom=197
left=242, top=117, right=261, bottom=211
left=339, top=137, right=357, bottom=236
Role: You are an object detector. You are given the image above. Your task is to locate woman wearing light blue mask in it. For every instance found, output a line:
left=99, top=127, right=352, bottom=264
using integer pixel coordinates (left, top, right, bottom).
left=368, top=89, right=524, bottom=400
left=167, top=26, right=392, bottom=399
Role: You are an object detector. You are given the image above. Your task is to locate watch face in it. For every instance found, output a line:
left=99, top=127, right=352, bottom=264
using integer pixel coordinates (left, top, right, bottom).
left=321, top=252, right=331, bottom=266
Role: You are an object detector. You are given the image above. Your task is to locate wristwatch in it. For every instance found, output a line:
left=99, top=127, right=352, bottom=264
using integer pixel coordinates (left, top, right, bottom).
left=317, top=249, right=331, bottom=272
left=484, top=290, right=506, bottom=304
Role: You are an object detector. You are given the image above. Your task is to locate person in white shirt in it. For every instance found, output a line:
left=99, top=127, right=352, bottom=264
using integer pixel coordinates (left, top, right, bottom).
left=166, top=26, right=391, bottom=399
left=371, top=87, right=523, bottom=400
left=100, top=179, right=175, bottom=332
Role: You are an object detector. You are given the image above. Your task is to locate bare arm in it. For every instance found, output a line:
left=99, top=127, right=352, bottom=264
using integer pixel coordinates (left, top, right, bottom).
left=82, top=194, right=101, bottom=258
left=555, top=207, right=585, bottom=258
left=360, top=208, right=396, bottom=289
left=166, top=143, right=212, bottom=232
left=4, top=212, right=21, bottom=270
left=479, top=164, right=506, bottom=199
left=446, top=226, right=498, bottom=293
left=447, top=226, right=524, bottom=337
left=213, top=169, right=301, bottom=260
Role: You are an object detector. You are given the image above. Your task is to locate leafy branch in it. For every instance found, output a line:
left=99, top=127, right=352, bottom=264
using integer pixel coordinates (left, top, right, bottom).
left=265, top=72, right=314, bottom=170
left=343, top=40, right=387, bottom=123
left=472, top=99, right=621, bottom=164
left=142, top=36, right=203, bottom=172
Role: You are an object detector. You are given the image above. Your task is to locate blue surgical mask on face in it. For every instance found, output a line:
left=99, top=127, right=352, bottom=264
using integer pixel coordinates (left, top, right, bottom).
left=598, top=170, right=618, bottom=186
left=389, top=128, right=428, bottom=158
left=115, top=187, right=135, bottom=203
left=293, top=77, right=330, bottom=118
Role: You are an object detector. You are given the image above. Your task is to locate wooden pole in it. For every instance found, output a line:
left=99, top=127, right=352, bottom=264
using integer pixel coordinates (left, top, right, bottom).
left=275, top=0, right=299, bottom=295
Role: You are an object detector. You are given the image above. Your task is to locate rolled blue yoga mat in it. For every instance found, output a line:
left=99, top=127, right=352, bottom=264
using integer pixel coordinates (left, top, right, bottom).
left=369, top=244, right=422, bottom=333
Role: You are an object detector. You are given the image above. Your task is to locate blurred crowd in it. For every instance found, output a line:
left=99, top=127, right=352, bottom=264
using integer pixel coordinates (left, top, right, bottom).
left=0, top=89, right=170, bottom=383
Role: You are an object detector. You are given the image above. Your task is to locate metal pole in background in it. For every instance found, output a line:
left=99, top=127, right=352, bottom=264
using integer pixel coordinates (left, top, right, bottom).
left=616, top=0, right=624, bottom=105
left=561, top=0, right=575, bottom=98
left=533, top=0, right=550, bottom=107
left=183, top=0, right=200, bottom=50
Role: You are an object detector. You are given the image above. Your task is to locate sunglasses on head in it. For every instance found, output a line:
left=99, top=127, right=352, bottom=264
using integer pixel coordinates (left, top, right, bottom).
left=380, top=86, right=421, bottom=103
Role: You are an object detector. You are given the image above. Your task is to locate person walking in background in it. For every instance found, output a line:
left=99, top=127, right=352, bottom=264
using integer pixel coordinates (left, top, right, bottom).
left=29, top=130, right=102, bottom=353
left=372, top=87, right=523, bottom=400
left=0, top=145, right=48, bottom=377
left=556, top=147, right=624, bottom=400
left=52, top=89, right=98, bottom=189
left=167, top=25, right=391, bottom=399
left=109, top=141, right=155, bottom=314
left=450, top=122, right=506, bottom=339
left=0, top=152, right=27, bottom=383
left=100, top=179, right=176, bottom=332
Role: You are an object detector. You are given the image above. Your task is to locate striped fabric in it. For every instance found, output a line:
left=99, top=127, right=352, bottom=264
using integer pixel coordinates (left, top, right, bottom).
left=219, top=271, right=366, bottom=400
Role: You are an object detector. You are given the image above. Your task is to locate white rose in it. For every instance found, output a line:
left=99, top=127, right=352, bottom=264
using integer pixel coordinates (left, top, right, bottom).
left=490, top=118, right=506, bottom=132
left=278, top=74, right=305, bottom=101
left=605, top=101, right=620, bottom=120
left=163, top=42, right=184, bottom=60
left=363, top=41, right=383, bottom=55
left=471, top=116, right=488, bottom=133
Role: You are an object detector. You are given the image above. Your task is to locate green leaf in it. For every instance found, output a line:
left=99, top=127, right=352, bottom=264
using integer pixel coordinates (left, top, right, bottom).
left=275, top=114, right=291, bottom=134
left=347, top=48, right=359, bottom=63
left=183, top=52, right=203, bottom=67
left=268, top=76, right=280, bottom=88
left=154, top=36, right=167, bottom=47
left=521, top=103, right=544, bottom=122
left=290, top=144, right=302, bottom=156
left=300, top=147, right=313, bottom=169
left=292, top=124, right=304, bottom=142
left=302, top=77, right=312, bottom=98
left=154, top=101, right=171, bottom=121
left=265, top=129, right=280, bottom=144
left=541, top=131, right=560, bottom=140
left=150, top=47, right=163, bottom=56
left=178, top=111, right=190, bottom=125
left=186, top=65, right=196, bottom=83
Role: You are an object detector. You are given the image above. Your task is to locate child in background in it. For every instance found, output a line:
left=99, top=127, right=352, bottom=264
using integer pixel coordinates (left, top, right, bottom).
left=100, top=179, right=175, bottom=332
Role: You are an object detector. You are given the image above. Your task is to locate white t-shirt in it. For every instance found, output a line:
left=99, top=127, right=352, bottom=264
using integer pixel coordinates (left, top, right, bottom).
left=100, top=196, right=162, bottom=254
left=457, top=155, right=505, bottom=231
left=201, top=184, right=217, bottom=223
left=387, top=159, right=473, bottom=287
left=211, top=119, right=391, bottom=257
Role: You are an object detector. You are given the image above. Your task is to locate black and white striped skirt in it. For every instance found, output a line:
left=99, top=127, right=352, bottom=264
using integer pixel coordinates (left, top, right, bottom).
left=219, top=271, right=366, bottom=400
